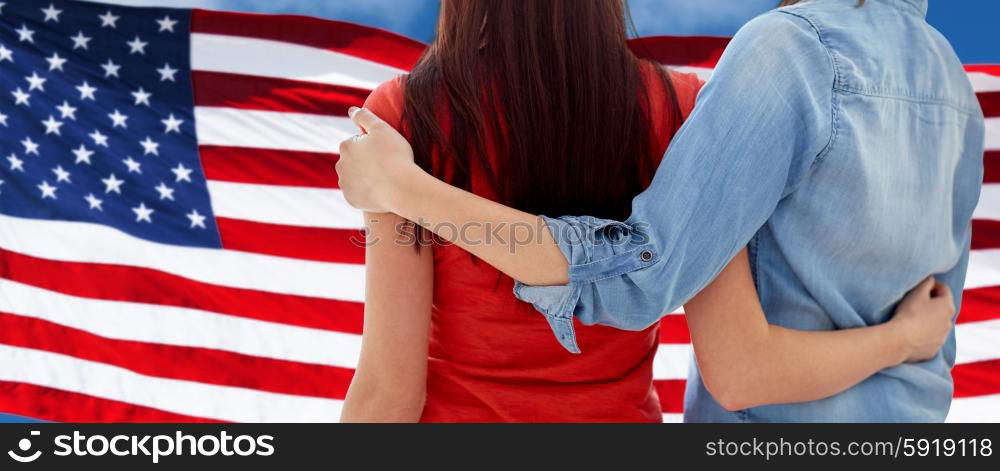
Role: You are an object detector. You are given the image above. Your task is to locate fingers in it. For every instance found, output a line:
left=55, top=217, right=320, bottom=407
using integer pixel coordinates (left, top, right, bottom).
left=932, top=281, right=956, bottom=314
left=931, top=280, right=952, bottom=298
left=349, top=106, right=387, bottom=134
left=338, top=133, right=363, bottom=156
left=913, top=276, right=936, bottom=298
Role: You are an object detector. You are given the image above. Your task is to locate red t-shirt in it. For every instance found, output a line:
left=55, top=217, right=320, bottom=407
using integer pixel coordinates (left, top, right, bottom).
left=364, top=64, right=702, bottom=422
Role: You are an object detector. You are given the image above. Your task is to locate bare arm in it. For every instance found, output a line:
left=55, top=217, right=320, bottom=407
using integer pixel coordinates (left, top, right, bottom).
left=340, top=212, right=434, bottom=423
left=337, top=108, right=569, bottom=287
left=685, top=250, right=956, bottom=412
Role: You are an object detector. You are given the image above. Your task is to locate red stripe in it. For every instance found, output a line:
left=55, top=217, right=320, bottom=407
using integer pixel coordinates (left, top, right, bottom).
left=658, top=315, right=691, bottom=344
left=972, top=219, right=1000, bottom=250
left=0, top=313, right=353, bottom=400
left=958, top=285, right=1000, bottom=324
left=966, top=64, right=1000, bottom=76
left=191, top=9, right=425, bottom=72
left=0, top=381, right=220, bottom=423
left=193, top=71, right=368, bottom=116
left=953, top=359, right=1000, bottom=398
left=982, top=151, right=1000, bottom=184
left=629, top=36, right=729, bottom=68
left=217, top=217, right=365, bottom=265
left=654, top=379, right=686, bottom=414
left=200, top=146, right=338, bottom=188
left=0, top=249, right=364, bottom=334
left=980, top=92, right=1000, bottom=118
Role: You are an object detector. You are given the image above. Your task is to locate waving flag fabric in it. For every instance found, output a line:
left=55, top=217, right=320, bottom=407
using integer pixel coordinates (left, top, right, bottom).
left=0, top=0, right=997, bottom=422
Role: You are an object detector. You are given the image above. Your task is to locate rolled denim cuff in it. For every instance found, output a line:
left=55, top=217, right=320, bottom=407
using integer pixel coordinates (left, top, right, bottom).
left=513, top=215, right=659, bottom=353
left=513, top=281, right=582, bottom=354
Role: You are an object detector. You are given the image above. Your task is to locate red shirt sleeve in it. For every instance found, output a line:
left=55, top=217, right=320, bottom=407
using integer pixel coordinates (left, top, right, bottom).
left=363, top=75, right=407, bottom=130
left=667, top=69, right=704, bottom=119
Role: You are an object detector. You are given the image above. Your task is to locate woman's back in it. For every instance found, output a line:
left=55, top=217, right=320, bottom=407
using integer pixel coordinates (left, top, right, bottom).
left=364, top=64, right=702, bottom=422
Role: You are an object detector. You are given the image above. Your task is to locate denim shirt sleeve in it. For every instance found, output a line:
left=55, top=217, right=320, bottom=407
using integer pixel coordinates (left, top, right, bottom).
left=514, top=11, right=837, bottom=353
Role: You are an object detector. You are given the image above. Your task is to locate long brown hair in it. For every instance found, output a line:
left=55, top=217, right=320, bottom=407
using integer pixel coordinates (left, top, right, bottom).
left=401, top=0, right=682, bottom=221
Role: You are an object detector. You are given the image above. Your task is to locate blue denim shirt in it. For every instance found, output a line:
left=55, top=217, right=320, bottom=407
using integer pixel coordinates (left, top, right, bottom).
left=514, top=0, right=985, bottom=422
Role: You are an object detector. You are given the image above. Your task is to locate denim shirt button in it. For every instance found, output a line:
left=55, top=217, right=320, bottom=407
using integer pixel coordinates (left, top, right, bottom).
left=640, top=250, right=654, bottom=262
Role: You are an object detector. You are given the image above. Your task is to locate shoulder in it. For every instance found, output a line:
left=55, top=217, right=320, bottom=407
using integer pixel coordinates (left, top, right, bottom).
left=640, top=62, right=703, bottom=118
left=666, top=68, right=703, bottom=118
left=742, top=8, right=821, bottom=37
left=712, top=9, right=835, bottom=93
left=728, top=9, right=829, bottom=61
left=363, top=75, right=408, bottom=130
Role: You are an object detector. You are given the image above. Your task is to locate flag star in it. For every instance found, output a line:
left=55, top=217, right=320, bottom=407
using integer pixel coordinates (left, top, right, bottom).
left=7, top=154, right=24, bottom=172
left=109, top=109, right=129, bottom=128
left=25, top=72, right=46, bottom=91
left=89, top=129, right=109, bottom=147
left=127, top=36, right=148, bottom=55
left=187, top=209, right=207, bottom=229
left=102, top=173, right=124, bottom=194
left=99, top=10, right=119, bottom=28
left=38, top=181, right=57, bottom=199
left=172, top=163, right=193, bottom=183
left=157, top=63, right=178, bottom=82
left=21, top=137, right=39, bottom=155
left=52, top=165, right=71, bottom=183
left=0, top=179, right=4, bottom=195
left=57, top=101, right=77, bottom=120
left=131, top=87, right=152, bottom=106
left=77, top=81, right=97, bottom=100
left=72, top=144, right=94, bottom=165
left=16, top=24, right=35, bottom=43
left=162, top=114, right=184, bottom=134
left=41, top=115, right=63, bottom=135
left=0, top=111, right=7, bottom=126
left=132, top=202, right=154, bottom=223
left=70, top=31, right=92, bottom=50
left=11, top=87, right=30, bottom=106
left=155, top=182, right=175, bottom=201
left=140, top=137, right=160, bottom=156
left=0, top=3, right=5, bottom=14
left=41, top=3, right=62, bottom=22
left=0, top=45, right=12, bottom=62
left=156, top=15, right=178, bottom=33
left=45, top=51, right=66, bottom=71
left=101, top=59, right=121, bottom=78
left=123, top=156, right=142, bottom=174
left=85, top=193, right=103, bottom=211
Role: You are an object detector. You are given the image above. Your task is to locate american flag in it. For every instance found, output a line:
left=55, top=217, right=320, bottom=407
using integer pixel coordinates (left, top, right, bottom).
left=0, top=0, right=996, bottom=423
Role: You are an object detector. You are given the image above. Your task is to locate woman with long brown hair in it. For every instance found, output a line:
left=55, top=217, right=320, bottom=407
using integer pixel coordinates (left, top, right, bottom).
left=340, top=0, right=954, bottom=422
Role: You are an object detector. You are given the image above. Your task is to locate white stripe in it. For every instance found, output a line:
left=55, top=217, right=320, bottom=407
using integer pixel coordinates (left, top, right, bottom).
left=195, top=107, right=356, bottom=154
left=947, top=394, right=1000, bottom=423
left=987, top=117, right=1000, bottom=151
left=661, top=413, right=683, bottom=423
left=0, top=280, right=362, bottom=369
left=966, top=249, right=1000, bottom=290
left=0, top=214, right=365, bottom=302
left=973, top=184, right=1000, bottom=221
left=652, top=344, right=692, bottom=380
left=191, top=33, right=403, bottom=90
left=955, top=319, right=1000, bottom=365
left=0, top=344, right=343, bottom=423
left=968, top=71, right=1000, bottom=94
left=208, top=180, right=364, bottom=230
left=669, top=65, right=713, bottom=82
